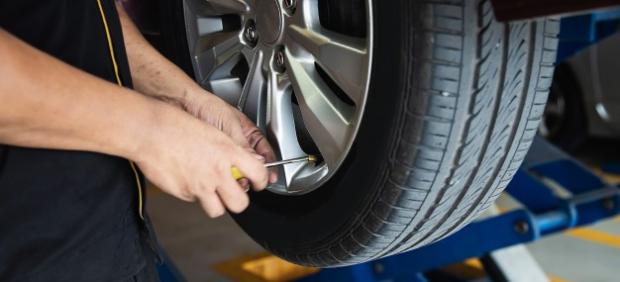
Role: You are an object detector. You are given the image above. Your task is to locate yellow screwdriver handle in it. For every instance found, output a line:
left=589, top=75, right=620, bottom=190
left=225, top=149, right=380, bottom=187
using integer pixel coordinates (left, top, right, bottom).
left=231, top=166, right=244, bottom=180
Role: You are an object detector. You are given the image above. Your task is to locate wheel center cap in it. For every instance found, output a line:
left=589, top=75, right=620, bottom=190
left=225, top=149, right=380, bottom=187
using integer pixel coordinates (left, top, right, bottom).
left=255, top=0, right=283, bottom=45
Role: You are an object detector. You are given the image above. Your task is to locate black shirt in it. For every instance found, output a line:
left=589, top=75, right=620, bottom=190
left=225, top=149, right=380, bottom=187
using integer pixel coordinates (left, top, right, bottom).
left=0, top=1, right=148, bottom=280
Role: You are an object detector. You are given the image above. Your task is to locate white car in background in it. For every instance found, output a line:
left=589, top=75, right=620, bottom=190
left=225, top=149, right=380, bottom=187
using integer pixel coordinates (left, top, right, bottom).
left=542, top=30, right=620, bottom=150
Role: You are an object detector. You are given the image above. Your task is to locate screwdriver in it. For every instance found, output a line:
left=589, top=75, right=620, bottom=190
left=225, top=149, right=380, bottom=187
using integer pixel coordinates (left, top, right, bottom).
left=231, top=155, right=318, bottom=180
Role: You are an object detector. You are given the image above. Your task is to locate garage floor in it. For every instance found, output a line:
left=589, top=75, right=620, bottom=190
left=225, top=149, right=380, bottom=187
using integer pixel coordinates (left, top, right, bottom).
left=148, top=138, right=620, bottom=282
left=148, top=192, right=263, bottom=282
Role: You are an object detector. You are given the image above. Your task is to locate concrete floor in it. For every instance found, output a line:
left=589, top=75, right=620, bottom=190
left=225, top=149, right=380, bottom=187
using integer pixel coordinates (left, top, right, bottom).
left=147, top=191, right=264, bottom=282
left=528, top=221, right=620, bottom=282
left=148, top=138, right=620, bottom=282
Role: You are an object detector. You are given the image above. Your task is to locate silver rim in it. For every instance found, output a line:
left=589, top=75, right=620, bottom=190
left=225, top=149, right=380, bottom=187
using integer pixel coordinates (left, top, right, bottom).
left=182, top=0, right=373, bottom=194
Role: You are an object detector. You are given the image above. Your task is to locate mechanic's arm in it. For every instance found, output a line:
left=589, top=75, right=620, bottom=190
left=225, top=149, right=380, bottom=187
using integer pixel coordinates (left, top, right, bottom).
left=0, top=29, right=268, bottom=217
left=115, top=2, right=198, bottom=111
left=115, top=3, right=278, bottom=183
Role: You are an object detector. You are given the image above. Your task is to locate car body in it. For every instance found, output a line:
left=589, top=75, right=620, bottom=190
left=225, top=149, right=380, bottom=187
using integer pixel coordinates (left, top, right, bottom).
left=568, top=30, right=620, bottom=138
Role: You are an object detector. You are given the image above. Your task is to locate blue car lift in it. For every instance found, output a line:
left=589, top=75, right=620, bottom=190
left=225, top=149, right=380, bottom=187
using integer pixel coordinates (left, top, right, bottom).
left=298, top=137, right=620, bottom=282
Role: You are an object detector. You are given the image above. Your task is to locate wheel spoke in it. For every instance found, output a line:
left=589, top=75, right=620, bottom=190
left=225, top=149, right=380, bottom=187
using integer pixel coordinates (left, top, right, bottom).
left=238, top=50, right=267, bottom=127
left=186, top=0, right=251, bottom=16
left=206, top=77, right=243, bottom=105
left=208, top=0, right=251, bottom=14
left=266, top=73, right=308, bottom=187
left=193, top=32, right=243, bottom=81
left=286, top=25, right=369, bottom=105
left=183, top=0, right=374, bottom=194
left=285, top=51, right=355, bottom=169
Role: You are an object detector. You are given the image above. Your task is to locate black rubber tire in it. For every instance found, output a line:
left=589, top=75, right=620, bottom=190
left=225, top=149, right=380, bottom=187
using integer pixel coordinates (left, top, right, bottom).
left=159, top=0, right=559, bottom=267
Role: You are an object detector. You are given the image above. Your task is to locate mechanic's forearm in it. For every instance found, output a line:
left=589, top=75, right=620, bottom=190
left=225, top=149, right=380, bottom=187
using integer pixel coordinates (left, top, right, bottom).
left=0, top=29, right=163, bottom=160
left=116, top=3, right=201, bottom=110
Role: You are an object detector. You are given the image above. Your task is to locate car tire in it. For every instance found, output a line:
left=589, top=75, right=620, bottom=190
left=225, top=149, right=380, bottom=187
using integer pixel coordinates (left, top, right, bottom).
left=158, top=0, right=559, bottom=267
left=540, top=63, right=588, bottom=151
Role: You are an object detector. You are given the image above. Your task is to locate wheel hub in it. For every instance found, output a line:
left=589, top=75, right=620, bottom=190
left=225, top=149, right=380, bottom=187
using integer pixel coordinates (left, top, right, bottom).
left=183, top=0, right=373, bottom=195
left=255, top=0, right=284, bottom=45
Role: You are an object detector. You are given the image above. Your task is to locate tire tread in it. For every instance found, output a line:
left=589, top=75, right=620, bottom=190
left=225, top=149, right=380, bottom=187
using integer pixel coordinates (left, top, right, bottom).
left=276, top=0, right=558, bottom=266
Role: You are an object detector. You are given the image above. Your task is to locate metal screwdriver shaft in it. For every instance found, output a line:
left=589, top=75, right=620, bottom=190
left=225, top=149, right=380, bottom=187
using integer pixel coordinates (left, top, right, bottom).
left=231, top=155, right=318, bottom=180
left=264, top=155, right=317, bottom=168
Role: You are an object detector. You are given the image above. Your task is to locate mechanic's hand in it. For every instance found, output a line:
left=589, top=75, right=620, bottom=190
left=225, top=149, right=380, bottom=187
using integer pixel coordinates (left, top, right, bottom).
left=183, top=91, right=279, bottom=184
left=134, top=104, right=269, bottom=217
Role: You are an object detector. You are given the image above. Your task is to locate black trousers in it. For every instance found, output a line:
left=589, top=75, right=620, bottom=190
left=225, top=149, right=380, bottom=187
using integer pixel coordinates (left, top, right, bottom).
left=129, top=217, right=163, bottom=282
left=125, top=248, right=160, bottom=282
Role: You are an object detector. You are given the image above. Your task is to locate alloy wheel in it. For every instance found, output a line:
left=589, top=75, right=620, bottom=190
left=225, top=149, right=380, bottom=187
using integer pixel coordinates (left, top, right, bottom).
left=182, top=0, right=373, bottom=194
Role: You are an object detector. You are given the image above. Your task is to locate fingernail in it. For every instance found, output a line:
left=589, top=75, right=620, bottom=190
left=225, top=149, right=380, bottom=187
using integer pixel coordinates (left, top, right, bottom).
left=269, top=172, right=279, bottom=184
left=253, top=153, right=265, bottom=161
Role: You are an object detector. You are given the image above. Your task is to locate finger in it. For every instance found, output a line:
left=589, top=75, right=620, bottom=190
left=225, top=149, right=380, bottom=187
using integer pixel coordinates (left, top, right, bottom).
left=268, top=171, right=278, bottom=185
left=255, top=138, right=279, bottom=184
left=238, top=113, right=266, bottom=153
left=243, top=126, right=278, bottom=184
left=228, top=120, right=251, bottom=149
left=177, top=190, right=197, bottom=202
left=216, top=176, right=250, bottom=213
left=254, top=137, right=276, bottom=161
left=237, top=178, right=251, bottom=192
left=244, top=127, right=271, bottom=156
left=233, top=151, right=269, bottom=190
left=198, top=192, right=226, bottom=218
left=255, top=138, right=278, bottom=184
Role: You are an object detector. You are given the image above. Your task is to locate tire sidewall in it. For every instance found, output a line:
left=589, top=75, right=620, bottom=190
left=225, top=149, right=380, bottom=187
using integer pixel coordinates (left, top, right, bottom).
left=233, top=1, right=407, bottom=254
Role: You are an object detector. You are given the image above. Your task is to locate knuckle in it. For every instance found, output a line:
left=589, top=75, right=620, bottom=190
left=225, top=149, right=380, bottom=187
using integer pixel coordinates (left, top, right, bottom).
left=207, top=185, right=217, bottom=194
left=194, top=185, right=206, bottom=195
left=199, top=183, right=216, bottom=194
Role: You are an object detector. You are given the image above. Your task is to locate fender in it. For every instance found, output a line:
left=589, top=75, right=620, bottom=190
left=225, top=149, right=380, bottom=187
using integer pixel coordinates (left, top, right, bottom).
left=492, top=0, right=620, bottom=21
left=123, top=0, right=620, bottom=28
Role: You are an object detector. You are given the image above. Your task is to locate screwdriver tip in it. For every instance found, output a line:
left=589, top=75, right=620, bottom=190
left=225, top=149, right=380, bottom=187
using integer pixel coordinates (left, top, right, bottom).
left=307, top=155, right=318, bottom=162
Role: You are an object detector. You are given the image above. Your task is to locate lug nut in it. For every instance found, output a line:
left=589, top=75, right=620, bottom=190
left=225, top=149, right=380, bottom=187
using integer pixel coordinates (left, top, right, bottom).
left=283, top=0, right=296, bottom=13
left=275, top=50, right=286, bottom=71
left=244, top=20, right=258, bottom=46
